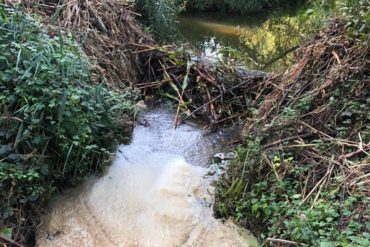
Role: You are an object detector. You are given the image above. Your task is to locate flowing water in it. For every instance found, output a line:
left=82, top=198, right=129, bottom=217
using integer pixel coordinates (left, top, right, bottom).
left=176, top=7, right=304, bottom=72
left=36, top=9, right=306, bottom=245
left=37, top=107, right=258, bottom=247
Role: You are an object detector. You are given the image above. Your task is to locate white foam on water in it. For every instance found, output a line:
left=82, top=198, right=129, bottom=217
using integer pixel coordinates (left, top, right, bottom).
left=37, top=108, right=257, bottom=247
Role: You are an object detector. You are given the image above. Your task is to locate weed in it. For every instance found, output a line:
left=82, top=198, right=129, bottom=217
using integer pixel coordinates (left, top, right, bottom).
left=215, top=18, right=369, bottom=247
left=0, top=6, right=135, bottom=243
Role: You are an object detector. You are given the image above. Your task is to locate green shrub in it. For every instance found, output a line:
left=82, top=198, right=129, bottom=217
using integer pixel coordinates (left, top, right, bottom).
left=215, top=70, right=370, bottom=246
left=135, top=0, right=184, bottom=40
left=0, top=6, right=135, bottom=241
left=302, top=0, right=370, bottom=38
left=214, top=9, right=369, bottom=245
left=216, top=142, right=370, bottom=246
left=336, top=0, right=369, bottom=39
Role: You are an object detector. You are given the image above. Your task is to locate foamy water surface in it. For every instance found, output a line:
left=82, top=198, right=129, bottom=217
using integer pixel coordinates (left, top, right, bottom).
left=37, top=107, right=257, bottom=247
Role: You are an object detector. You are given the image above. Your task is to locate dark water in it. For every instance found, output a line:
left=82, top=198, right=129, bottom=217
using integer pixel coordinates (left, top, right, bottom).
left=176, top=7, right=305, bottom=72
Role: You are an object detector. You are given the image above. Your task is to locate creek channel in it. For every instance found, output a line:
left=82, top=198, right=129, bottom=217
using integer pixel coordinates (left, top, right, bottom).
left=176, top=6, right=304, bottom=72
left=36, top=106, right=258, bottom=247
left=35, top=7, right=306, bottom=246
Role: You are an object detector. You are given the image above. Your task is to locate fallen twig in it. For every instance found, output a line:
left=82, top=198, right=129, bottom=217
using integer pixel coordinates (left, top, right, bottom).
left=0, top=234, right=24, bottom=247
left=266, top=238, right=297, bottom=245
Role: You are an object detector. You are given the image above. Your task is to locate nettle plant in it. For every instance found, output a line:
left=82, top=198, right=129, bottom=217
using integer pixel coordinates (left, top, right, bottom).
left=0, top=6, right=135, bottom=235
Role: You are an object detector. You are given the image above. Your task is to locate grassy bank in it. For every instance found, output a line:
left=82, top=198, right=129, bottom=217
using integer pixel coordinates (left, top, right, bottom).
left=214, top=1, right=370, bottom=246
left=0, top=5, right=136, bottom=244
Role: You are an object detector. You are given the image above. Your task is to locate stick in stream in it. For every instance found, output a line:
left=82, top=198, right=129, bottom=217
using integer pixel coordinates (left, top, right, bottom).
left=179, top=78, right=254, bottom=125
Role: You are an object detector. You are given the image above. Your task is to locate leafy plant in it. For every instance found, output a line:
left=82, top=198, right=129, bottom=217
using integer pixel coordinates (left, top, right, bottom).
left=215, top=11, right=369, bottom=246
left=303, top=0, right=370, bottom=39
left=135, top=0, right=185, bottom=40
left=0, top=6, right=135, bottom=242
left=337, top=0, right=369, bottom=39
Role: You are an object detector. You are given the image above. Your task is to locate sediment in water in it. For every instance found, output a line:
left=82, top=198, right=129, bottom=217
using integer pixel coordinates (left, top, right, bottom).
left=37, top=108, right=258, bottom=247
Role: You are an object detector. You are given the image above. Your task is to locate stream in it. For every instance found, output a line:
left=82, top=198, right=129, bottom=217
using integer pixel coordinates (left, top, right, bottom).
left=36, top=107, right=258, bottom=247
left=176, top=6, right=304, bottom=72
left=35, top=8, right=306, bottom=247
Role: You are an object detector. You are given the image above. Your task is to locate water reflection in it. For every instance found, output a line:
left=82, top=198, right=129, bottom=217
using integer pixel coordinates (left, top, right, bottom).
left=177, top=7, right=304, bottom=72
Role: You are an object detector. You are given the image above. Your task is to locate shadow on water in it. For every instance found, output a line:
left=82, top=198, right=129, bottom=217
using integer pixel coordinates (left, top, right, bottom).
left=176, top=6, right=306, bottom=72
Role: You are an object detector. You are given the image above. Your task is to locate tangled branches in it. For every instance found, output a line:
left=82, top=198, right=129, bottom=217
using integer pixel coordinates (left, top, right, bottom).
left=136, top=45, right=269, bottom=127
left=249, top=20, right=370, bottom=194
left=5, top=0, right=153, bottom=88
left=216, top=20, right=369, bottom=245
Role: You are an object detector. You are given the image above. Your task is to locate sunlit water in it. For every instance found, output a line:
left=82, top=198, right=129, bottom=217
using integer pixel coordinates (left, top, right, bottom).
left=176, top=7, right=304, bottom=72
left=36, top=107, right=258, bottom=247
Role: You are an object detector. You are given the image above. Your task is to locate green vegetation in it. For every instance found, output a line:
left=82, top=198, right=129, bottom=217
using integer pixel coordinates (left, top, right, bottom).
left=339, top=0, right=369, bottom=38
left=302, top=0, right=369, bottom=38
left=0, top=0, right=368, bottom=245
left=215, top=1, right=370, bottom=246
left=230, top=13, right=302, bottom=71
left=184, top=0, right=301, bottom=13
left=0, top=6, right=135, bottom=242
left=135, top=0, right=302, bottom=40
left=135, top=0, right=184, bottom=40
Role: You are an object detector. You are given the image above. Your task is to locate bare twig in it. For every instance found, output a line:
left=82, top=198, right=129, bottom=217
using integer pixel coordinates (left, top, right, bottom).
left=0, top=234, right=24, bottom=247
left=266, top=238, right=297, bottom=245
